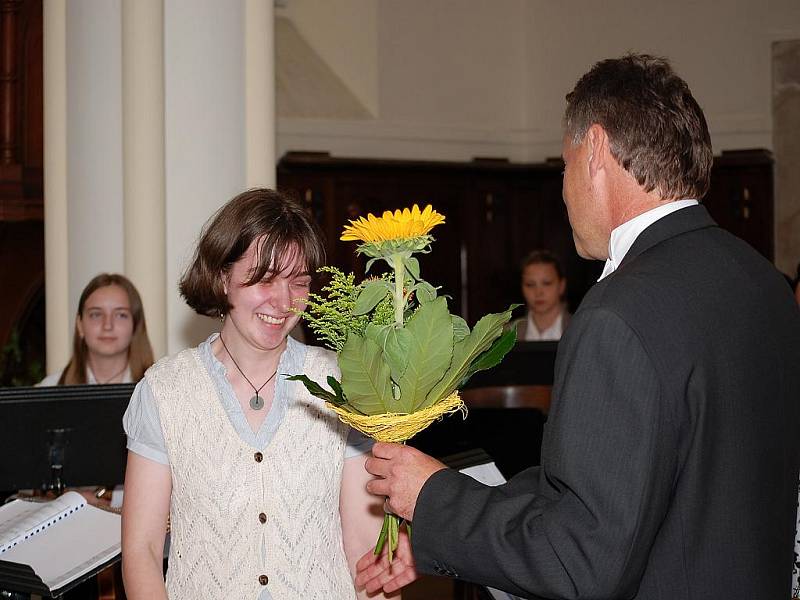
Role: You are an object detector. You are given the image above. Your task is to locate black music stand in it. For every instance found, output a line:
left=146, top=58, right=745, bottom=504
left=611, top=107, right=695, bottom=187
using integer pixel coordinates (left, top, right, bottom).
left=0, top=383, right=135, bottom=496
left=0, top=384, right=132, bottom=598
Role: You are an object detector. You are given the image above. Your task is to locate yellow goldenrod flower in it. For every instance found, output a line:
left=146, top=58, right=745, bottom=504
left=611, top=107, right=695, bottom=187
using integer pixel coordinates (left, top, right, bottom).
left=341, top=204, right=445, bottom=243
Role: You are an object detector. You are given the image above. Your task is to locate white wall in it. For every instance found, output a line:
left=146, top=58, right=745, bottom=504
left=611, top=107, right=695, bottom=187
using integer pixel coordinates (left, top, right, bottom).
left=277, top=0, right=800, bottom=162
left=66, top=0, right=124, bottom=319
left=278, top=0, right=530, bottom=161
left=524, top=0, right=800, bottom=158
left=277, top=0, right=378, bottom=116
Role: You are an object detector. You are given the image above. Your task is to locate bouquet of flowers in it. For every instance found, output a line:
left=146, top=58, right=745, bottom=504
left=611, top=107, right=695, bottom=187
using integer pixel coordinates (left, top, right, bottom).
left=288, top=204, right=516, bottom=560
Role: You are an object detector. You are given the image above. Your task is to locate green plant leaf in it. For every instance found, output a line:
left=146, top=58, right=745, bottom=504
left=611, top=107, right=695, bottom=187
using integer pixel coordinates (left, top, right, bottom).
left=364, top=323, right=391, bottom=347
left=405, top=257, right=420, bottom=281
left=374, top=514, right=389, bottom=556
left=460, top=328, right=516, bottom=387
left=285, top=374, right=341, bottom=405
left=415, top=281, right=437, bottom=304
left=396, top=297, right=454, bottom=412
left=353, top=279, right=392, bottom=316
left=339, top=334, right=394, bottom=415
left=423, top=305, right=516, bottom=407
left=326, top=375, right=347, bottom=405
left=384, top=328, right=412, bottom=382
left=451, top=315, right=469, bottom=342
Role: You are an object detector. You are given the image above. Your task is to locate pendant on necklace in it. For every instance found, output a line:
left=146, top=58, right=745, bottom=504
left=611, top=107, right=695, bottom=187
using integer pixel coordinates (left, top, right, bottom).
left=250, top=394, right=265, bottom=411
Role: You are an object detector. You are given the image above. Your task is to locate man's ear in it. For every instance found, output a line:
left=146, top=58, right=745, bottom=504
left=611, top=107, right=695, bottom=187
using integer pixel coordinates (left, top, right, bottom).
left=586, top=124, right=609, bottom=179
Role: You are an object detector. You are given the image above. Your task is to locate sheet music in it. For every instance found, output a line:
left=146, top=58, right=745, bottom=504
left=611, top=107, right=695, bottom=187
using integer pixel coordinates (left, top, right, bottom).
left=0, top=491, right=86, bottom=553
left=0, top=493, right=120, bottom=590
left=460, top=462, right=507, bottom=487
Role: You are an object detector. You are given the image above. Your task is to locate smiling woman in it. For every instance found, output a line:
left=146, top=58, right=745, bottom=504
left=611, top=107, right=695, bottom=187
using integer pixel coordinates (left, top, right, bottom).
left=121, top=188, right=390, bottom=600
left=37, top=273, right=154, bottom=386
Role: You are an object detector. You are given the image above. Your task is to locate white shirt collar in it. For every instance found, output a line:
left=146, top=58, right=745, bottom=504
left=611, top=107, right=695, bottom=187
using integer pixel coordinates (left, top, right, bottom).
left=599, top=200, right=698, bottom=281
left=87, top=365, right=133, bottom=384
left=525, top=310, right=563, bottom=341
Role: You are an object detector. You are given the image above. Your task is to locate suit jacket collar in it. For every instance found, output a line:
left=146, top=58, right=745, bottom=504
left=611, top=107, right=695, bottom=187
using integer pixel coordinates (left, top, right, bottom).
left=618, top=204, right=718, bottom=269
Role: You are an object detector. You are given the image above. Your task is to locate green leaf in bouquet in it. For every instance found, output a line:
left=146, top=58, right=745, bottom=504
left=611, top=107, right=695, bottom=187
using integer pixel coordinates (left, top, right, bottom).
left=405, top=256, right=420, bottom=281
left=326, top=375, right=347, bottom=405
left=396, top=297, right=454, bottom=412
left=415, top=281, right=437, bottom=304
left=459, top=327, right=516, bottom=387
left=364, top=322, right=391, bottom=347
left=423, top=305, right=516, bottom=408
left=285, top=374, right=342, bottom=406
left=353, top=279, right=391, bottom=316
left=339, top=334, right=394, bottom=415
left=451, top=315, right=469, bottom=342
left=383, top=327, right=412, bottom=382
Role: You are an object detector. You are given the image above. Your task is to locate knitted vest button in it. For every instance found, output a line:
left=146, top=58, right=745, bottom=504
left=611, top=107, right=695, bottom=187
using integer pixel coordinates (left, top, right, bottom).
left=259, top=512, right=267, bottom=524
left=259, top=575, right=269, bottom=585
left=254, top=451, right=263, bottom=462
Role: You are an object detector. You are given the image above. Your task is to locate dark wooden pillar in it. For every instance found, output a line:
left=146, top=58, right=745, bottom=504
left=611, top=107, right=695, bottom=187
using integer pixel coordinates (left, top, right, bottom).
left=0, top=0, right=22, bottom=173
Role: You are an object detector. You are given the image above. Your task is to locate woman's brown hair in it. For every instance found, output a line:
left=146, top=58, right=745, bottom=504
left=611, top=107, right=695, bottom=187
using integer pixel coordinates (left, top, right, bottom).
left=521, top=249, right=565, bottom=280
left=179, top=188, right=326, bottom=317
left=58, top=273, right=155, bottom=385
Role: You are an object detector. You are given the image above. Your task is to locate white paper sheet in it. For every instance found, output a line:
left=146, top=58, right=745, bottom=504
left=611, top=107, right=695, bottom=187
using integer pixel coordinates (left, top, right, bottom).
left=0, top=493, right=120, bottom=591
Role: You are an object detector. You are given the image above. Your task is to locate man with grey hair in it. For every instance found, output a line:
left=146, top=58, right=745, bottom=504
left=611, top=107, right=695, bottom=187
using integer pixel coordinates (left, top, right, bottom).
left=356, top=54, right=800, bottom=599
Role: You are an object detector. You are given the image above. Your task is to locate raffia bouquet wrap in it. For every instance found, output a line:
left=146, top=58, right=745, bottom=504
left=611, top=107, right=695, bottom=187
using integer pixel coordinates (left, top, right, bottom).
left=288, top=204, right=516, bottom=560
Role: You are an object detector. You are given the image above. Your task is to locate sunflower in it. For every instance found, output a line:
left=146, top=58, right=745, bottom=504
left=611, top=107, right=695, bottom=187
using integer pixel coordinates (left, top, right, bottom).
left=341, top=204, right=445, bottom=243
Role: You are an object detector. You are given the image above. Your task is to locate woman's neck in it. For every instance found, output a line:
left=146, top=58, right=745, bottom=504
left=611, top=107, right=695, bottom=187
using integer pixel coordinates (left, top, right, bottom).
left=531, top=305, right=561, bottom=334
left=214, top=329, right=285, bottom=377
left=87, top=352, right=129, bottom=383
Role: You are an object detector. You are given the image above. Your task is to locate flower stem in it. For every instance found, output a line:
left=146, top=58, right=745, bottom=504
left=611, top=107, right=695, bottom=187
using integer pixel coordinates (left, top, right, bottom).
left=391, top=254, right=404, bottom=327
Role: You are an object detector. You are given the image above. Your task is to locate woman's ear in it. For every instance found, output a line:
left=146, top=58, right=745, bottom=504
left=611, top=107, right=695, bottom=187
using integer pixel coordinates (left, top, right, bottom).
left=558, top=278, right=567, bottom=298
left=76, top=317, right=84, bottom=340
left=220, top=271, right=229, bottom=296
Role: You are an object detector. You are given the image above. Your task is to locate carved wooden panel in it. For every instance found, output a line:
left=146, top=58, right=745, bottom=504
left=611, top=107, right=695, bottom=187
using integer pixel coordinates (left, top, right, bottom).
left=0, top=0, right=43, bottom=221
left=278, top=150, right=773, bottom=328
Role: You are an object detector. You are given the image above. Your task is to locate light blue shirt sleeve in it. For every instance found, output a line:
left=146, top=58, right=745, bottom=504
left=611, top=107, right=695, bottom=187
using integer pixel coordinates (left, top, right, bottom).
left=344, top=428, right=374, bottom=459
left=122, top=378, right=169, bottom=465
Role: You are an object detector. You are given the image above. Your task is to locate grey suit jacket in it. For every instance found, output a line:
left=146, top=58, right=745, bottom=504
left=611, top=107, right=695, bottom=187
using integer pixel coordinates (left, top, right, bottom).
left=412, top=205, right=800, bottom=599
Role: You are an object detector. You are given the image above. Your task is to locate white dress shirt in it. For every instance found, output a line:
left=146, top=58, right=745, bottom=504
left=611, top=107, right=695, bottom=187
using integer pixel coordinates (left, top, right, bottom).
left=599, top=199, right=698, bottom=281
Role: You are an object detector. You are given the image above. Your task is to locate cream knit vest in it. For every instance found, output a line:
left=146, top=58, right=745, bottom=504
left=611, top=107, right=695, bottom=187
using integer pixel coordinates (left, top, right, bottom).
left=146, top=345, right=356, bottom=600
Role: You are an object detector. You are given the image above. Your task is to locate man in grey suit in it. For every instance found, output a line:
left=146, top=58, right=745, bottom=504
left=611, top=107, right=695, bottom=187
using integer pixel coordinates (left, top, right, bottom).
left=356, top=54, right=800, bottom=599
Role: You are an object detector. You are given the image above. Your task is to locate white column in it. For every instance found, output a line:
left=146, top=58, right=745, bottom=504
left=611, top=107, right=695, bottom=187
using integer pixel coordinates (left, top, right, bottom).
left=244, top=0, right=275, bottom=188
left=65, top=0, right=124, bottom=318
left=43, top=0, right=70, bottom=372
left=164, top=0, right=245, bottom=353
left=122, top=0, right=167, bottom=358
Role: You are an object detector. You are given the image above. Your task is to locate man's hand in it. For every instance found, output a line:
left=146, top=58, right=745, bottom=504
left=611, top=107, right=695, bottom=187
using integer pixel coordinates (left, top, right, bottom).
left=364, top=442, right=447, bottom=522
left=355, top=527, right=417, bottom=594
